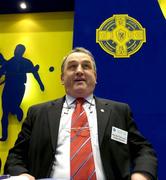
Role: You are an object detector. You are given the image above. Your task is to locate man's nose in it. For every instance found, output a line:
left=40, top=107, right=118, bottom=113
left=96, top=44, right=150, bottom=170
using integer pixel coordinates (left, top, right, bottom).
left=76, top=65, right=83, bottom=74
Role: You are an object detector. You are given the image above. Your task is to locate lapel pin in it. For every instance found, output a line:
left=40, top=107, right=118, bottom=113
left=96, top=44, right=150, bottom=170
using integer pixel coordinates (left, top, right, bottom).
left=100, top=109, right=104, bottom=112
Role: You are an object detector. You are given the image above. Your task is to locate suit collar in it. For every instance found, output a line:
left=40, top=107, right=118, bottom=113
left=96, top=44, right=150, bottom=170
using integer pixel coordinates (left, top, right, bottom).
left=47, top=97, right=65, bottom=152
left=47, top=96, right=112, bottom=150
left=95, top=97, right=112, bottom=146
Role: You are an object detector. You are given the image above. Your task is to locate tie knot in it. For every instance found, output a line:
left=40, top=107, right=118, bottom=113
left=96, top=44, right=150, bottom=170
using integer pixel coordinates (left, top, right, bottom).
left=76, top=98, right=85, bottom=105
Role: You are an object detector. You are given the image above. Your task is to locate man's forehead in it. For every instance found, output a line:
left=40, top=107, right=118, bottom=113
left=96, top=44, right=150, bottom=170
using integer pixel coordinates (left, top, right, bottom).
left=66, top=52, right=92, bottom=63
left=67, top=59, right=92, bottom=64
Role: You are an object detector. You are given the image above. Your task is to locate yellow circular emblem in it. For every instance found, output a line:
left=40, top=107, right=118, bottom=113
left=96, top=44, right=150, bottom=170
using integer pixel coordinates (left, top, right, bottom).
left=96, top=14, right=146, bottom=58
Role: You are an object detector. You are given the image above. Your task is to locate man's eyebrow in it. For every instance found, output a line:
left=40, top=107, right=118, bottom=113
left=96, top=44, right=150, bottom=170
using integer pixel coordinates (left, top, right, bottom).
left=67, top=60, right=77, bottom=64
left=82, top=60, right=91, bottom=63
left=67, top=60, right=92, bottom=64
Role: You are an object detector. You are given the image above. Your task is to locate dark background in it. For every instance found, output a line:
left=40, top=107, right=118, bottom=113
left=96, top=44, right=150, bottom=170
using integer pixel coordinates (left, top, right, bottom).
left=0, top=0, right=74, bottom=14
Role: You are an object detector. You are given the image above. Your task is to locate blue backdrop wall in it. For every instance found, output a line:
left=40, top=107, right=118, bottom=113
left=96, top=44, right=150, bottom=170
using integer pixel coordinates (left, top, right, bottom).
left=73, top=0, right=166, bottom=179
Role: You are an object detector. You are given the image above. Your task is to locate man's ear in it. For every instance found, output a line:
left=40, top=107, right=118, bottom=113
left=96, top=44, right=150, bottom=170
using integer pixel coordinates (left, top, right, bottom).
left=95, top=72, right=97, bottom=84
left=61, top=74, right=64, bottom=85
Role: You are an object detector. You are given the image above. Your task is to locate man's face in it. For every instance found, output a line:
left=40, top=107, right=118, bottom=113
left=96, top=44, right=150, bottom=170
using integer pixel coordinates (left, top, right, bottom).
left=61, top=52, right=97, bottom=98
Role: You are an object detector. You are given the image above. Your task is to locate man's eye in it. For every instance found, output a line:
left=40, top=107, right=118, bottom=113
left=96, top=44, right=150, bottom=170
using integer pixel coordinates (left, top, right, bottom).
left=68, top=64, right=77, bottom=69
left=83, top=64, right=91, bottom=69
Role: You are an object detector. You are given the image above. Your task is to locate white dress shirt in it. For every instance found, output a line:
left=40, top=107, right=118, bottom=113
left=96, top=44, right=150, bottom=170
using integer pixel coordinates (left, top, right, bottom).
left=50, top=95, right=105, bottom=180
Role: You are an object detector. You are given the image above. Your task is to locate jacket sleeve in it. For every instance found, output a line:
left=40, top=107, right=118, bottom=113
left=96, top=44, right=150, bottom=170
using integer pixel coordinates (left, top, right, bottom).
left=126, top=104, right=158, bottom=179
left=4, top=106, right=34, bottom=176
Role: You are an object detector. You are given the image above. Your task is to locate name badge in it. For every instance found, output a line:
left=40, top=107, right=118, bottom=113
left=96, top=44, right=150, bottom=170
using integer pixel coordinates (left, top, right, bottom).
left=111, top=126, right=128, bottom=144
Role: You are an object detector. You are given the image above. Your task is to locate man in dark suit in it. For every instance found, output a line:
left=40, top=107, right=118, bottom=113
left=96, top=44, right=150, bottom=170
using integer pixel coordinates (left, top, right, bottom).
left=4, top=47, right=157, bottom=180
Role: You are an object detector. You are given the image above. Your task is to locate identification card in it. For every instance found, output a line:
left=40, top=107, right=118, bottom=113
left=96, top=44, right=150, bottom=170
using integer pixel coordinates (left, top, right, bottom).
left=111, top=126, right=128, bottom=144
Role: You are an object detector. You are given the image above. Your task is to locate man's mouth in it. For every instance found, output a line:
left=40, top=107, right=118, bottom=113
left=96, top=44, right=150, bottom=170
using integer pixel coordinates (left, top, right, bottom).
left=74, top=78, right=85, bottom=82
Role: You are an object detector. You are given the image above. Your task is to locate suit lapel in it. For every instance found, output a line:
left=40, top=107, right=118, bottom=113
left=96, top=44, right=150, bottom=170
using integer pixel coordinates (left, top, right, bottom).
left=47, top=96, right=112, bottom=150
left=47, top=97, right=65, bottom=152
left=95, top=97, right=112, bottom=146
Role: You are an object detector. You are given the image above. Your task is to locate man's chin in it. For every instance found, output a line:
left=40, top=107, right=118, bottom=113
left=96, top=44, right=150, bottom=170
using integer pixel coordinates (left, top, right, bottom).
left=75, top=88, right=86, bottom=93
left=71, top=87, right=88, bottom=97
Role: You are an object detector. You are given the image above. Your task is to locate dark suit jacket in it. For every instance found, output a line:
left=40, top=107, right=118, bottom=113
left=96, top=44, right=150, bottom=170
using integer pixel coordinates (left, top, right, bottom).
left=4, top=96, right=157, bottom=179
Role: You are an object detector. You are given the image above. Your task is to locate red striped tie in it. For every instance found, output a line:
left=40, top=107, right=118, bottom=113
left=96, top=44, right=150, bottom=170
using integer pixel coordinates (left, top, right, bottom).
left=70, top=98, right=97, bottom=180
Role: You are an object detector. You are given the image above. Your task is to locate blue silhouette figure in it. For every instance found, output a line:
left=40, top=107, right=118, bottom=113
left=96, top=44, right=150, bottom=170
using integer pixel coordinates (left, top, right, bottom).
left=0, top=44, right=45, bottom=141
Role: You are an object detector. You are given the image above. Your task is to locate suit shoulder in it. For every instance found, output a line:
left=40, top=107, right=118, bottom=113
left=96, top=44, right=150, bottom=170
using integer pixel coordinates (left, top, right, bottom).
left=96, top=97, right=129, bottom=109
left=29, top=97, right=64, bottom=110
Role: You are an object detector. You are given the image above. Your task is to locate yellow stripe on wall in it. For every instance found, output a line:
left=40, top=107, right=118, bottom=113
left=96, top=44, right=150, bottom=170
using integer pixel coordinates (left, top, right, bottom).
left=158, top=0, right=166, bottom=18
left=0, top=11, right=73, bottom=174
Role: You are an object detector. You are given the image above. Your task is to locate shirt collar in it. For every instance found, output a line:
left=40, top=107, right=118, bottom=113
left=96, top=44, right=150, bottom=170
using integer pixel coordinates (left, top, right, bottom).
left=65, top=94, right=94, bottom=105
left=65, top=95, right=75, bottom=106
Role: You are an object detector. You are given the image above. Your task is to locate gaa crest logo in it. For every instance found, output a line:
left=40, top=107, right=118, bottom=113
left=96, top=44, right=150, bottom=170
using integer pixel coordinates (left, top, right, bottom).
left=96, top=14, right=146, bottom=58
